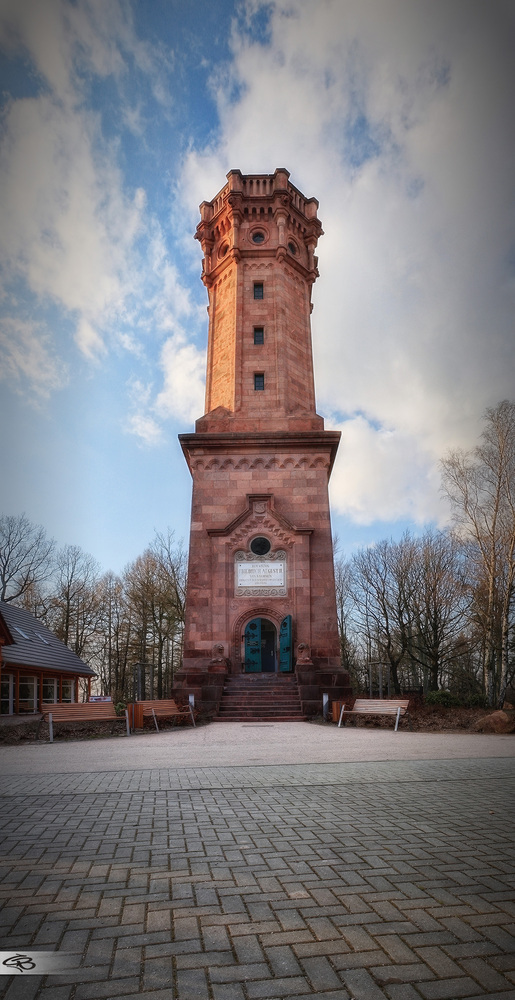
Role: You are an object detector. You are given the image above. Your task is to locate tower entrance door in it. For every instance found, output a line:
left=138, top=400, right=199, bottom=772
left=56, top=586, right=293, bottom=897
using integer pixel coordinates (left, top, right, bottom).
left=244, top=616, right=293, bottom=673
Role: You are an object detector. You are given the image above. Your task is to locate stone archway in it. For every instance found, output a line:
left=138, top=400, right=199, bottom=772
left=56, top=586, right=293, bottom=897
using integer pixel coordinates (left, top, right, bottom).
left=232, top=607, right=284, bottom=673
left=244, top=617, right=277, bottom=672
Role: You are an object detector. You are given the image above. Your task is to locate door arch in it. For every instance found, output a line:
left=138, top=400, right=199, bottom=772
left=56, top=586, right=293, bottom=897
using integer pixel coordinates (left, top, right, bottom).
left=244, top=618, right=276, bottom=673
left=243, top=615, right=293, bottom=673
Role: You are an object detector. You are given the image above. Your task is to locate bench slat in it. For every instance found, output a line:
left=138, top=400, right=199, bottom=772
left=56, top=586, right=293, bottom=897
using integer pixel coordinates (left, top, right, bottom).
left=135, top=699, right=196, bottom=730
left=41, top=703, right=130, bottom=742
left=338, top=699, right=411, bottom=732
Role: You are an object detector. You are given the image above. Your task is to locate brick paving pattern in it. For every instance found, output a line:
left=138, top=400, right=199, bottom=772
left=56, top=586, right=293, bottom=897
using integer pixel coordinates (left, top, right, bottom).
left=0, top=727, right=514, bottom=999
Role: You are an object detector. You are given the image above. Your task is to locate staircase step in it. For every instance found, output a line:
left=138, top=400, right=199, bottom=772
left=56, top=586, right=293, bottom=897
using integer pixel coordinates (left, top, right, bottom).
left=215, top=672, right=305, bottom=722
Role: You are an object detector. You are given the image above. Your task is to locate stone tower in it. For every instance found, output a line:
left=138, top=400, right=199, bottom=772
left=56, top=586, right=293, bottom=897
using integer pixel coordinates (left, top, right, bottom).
left=175, top=169, right=350, bottom=716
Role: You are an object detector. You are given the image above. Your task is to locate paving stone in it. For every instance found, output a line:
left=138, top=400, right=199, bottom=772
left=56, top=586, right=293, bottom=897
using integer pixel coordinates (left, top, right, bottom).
left=231, top=935, right=265, bottom=964
left=0, top=734, right=514, bottom=1000
left=210, top=961, right=270, bottom=982
left=111, top=945, right=143, bottom=979
left=372, top=962, right=437, bottom=984
left=414, top=945, right=462, bottom=977
left=74, top=980, right=141, bottom=999
left=341, top=968, right=390, bottom=999
left=416, top=978, right=482, bottom=999
left=490, top=954, right=515, bottom=971
left=246, top=975, right=312, bottom=997
left=38, top=987, right=74, bottom=1000
left=141, top=956, right=174, bottom=990
left=384, top=988, right=425, bottom=1000
left=2, top=978, right=41, bottom=1000
left=464, top=993, right=515, bottom=1000
left=459, top=956, right=514, bottom=991
left=300, top=955, right=342, bottom=989
left=374, top=934, right=418, bottom=963
left=267, top=945, right=303, bottom=977
left=174, top=967, right=209, bottom=999
left=212, top=985, right=246, bottom=1000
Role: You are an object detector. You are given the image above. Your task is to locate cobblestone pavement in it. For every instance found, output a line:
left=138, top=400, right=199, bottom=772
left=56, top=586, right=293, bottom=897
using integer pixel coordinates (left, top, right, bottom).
left=0, top=725, right=514, bottom=999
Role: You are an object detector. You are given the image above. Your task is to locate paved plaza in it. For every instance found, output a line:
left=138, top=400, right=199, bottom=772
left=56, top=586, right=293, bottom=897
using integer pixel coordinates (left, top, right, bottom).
left=0, top=723, right=514, bottom=999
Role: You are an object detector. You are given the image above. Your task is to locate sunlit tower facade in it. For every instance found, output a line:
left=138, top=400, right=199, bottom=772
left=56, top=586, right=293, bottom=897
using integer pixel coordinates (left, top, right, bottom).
left=175, top=168, right=350, bottom=716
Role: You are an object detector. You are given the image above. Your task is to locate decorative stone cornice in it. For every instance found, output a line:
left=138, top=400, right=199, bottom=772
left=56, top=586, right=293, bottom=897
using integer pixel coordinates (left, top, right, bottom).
left=190, top=455, right=331, bottom=472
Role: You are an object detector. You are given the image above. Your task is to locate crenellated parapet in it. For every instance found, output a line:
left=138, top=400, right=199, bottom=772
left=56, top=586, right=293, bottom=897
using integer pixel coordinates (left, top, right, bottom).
left=195, top=168, right=323, bottom=289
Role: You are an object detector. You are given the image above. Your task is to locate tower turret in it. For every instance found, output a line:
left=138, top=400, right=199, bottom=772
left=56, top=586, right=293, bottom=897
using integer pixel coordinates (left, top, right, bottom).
left=194, top=168, right=324, bottom=431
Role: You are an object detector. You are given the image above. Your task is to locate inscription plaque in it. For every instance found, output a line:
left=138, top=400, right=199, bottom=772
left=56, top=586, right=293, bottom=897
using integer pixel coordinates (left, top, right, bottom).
left=236, top=561, right=285, bottom=588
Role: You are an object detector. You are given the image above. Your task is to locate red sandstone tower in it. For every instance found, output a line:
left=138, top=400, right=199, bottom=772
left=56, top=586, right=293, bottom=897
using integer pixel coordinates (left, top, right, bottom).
left=176, top=169, right=350, bottom=716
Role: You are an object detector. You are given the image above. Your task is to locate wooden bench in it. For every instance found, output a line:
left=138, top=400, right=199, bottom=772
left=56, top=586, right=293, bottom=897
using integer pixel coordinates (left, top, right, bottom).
left=40, top=702, right=130, bottom=742
left=337, top=698, right=411, bottom=732
left=135, top=699, right=196, bottom=731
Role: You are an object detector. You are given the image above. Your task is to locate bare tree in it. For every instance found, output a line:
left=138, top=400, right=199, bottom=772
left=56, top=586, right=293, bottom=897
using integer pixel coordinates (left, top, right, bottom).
left=123, top=532, right=186, bottom=699
left=441, top=400, right=515, bottom=706
left=350, top=531, right=470, bottom=694
left=0, top=513, right=55, bottom=602
left=44, top=545, right=101, bottom=658
left=94, top=572, right=134, bottom=702
left=350, top=536, right=416, bottom=694
left=403, top=530, right=470, bottom=692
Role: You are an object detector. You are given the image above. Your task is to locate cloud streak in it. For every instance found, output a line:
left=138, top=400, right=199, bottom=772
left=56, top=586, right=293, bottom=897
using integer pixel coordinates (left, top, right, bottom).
left=0, top=0, right=203, bottom=428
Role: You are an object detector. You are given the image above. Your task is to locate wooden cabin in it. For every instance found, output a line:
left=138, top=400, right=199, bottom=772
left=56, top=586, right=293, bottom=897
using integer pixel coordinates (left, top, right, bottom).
left=0, top=601, right=96, bottom=715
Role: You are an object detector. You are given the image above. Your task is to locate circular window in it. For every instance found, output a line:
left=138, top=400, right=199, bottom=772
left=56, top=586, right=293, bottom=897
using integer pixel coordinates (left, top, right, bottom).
left=252, top=231, right=265, bottom=244
left=250, top=536, right=271, bottom=556
left=219, top=243, right=230, bottom=258
left=288, top=241, right=297, bottom=255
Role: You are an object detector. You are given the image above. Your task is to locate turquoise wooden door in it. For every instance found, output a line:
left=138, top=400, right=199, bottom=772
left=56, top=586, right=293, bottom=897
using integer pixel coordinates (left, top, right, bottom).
left=244, top=618, right=261, bottom=672
left=279, top=615, right=292, bottom=672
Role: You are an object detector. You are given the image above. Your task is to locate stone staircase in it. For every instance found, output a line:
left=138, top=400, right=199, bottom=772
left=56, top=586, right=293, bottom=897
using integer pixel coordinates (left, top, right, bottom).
left=214, top=672, right=305, bottom=722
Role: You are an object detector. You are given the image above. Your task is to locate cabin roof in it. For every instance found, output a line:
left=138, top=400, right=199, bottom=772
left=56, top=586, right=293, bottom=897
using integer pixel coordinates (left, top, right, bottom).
left=0, top=601, right=96, bottom=676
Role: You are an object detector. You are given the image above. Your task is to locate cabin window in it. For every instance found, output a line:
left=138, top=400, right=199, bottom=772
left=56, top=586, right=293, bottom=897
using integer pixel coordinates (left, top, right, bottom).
left=61, top=679, right=75, bottom=703
left=42, top=678, right=57, bottom=703
left=18, top=676, right=37, bottom=713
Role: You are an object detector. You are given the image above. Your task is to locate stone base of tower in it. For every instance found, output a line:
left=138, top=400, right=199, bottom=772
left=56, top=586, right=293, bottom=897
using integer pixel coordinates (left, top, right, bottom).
left=295, top=663, right=353, bottom=718
left=179, top=429, right=344, bottom=702
left=173, top=658, right=352, bottom=722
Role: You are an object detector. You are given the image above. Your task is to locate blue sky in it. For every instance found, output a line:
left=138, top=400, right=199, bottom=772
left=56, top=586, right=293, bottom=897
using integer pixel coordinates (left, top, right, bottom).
left=1, top=0, right=514, bottom=575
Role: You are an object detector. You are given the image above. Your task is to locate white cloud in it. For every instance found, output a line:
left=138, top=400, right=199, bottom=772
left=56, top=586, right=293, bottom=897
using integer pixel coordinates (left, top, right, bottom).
left=0, top=0, right=195, bottom=424
left=156, top=335, right=206, bottom=427
left=0, top=94, right=143, bottom=355
left=75, top=317, right=106, bottom=360
left=0, top=317, right=68, bottom=400
left=328, top=414, right=447, bottom=525
left=125, top=411, right=164, bottom=447
left=182, top=0, right=515, bottom=525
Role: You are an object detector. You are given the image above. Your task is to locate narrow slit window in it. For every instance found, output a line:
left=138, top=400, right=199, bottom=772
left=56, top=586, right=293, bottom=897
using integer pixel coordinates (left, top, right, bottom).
left=253, top=327, right=264, bottom=344
left=253, top=282, right=264, bottom=300
left=254, top=373, right=265, bottom=391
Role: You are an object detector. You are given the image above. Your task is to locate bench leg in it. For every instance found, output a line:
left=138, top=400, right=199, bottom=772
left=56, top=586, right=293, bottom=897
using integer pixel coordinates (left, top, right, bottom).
left=394, top=707, right=401, bottom=732
left=151, top=708, right=160, bottom=732
left=337, top=705, right=346, bottom=728
left=49, top=714, right=54, bottom=743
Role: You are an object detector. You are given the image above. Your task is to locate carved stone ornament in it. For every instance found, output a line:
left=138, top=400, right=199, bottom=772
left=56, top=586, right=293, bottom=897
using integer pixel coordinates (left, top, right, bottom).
left=297, top=642, right=312, bottom=663
left=235, top=549, right=287, bottom=562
